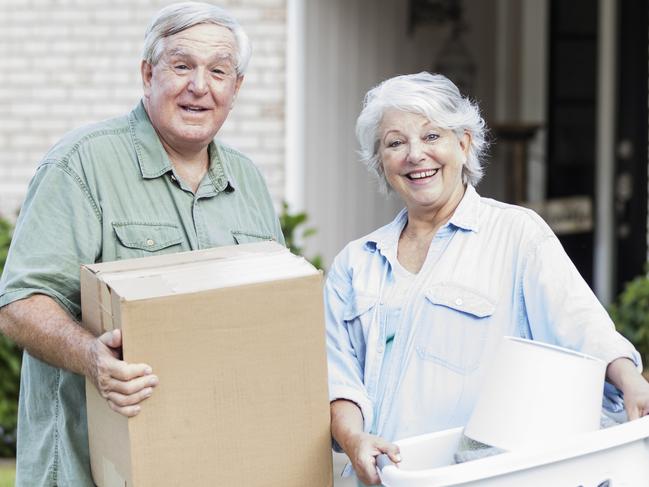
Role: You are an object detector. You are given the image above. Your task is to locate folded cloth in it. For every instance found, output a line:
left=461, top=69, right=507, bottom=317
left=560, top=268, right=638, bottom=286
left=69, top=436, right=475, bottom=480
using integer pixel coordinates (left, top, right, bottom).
left=454, top=411, right=622, bottom=464
left=453, top=435, right=504, bottom=464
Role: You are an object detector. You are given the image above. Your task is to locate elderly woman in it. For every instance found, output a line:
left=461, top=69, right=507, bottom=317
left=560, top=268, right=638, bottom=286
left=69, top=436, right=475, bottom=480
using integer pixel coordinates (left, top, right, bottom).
left=325, top=72, right=649, bottom=485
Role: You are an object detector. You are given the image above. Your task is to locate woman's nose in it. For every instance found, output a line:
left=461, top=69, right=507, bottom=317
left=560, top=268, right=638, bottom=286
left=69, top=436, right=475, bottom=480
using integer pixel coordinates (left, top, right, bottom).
left=406, top=139, right=426, bottom=164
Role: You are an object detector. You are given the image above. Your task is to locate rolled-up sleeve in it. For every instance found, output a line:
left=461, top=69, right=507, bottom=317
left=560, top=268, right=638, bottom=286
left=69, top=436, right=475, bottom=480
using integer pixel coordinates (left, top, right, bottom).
left=522, top=233, right=641, bottom=411
left=0, top=162, right=102, bottom=319
left=324, top=250, right=374, bottom=448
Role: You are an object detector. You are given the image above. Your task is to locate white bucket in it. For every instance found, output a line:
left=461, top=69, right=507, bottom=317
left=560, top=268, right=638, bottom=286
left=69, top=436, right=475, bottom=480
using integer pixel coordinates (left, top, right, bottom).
left=463, top=336, right=606, bottom=451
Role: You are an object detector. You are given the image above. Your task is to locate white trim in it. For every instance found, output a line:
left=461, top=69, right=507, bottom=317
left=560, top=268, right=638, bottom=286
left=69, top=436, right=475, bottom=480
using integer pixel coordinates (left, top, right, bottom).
left=285, top=0, right=305, bottom=211
left=594, top=0, right=617, bottom=304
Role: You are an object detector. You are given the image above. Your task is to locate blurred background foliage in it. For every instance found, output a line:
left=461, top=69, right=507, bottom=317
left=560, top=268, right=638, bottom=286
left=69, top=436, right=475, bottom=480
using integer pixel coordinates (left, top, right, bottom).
left=279, top=202, right=323, bottom=271
left=0, top=217, right=20, bottom=458
left=610, top=265, right=649, bottom=375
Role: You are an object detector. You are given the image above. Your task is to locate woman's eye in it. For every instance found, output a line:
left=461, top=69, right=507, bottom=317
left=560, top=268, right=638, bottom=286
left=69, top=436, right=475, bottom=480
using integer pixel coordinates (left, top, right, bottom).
left=425, top=133, right=439, bottom=142
left=175, top=64, right=189, bottom=71
left=388, top=140, right=403, bottom=148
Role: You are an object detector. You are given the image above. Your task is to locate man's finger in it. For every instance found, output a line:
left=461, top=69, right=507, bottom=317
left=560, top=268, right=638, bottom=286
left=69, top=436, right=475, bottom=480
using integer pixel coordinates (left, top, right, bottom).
left=98, top=329, right=122, bottom=349
left=109, top=361, right=154, bottom=381
left=108, top=400, right=142, bottom=418
left=105, top=373, right=158, bottom=396
left=106, top=387, right=154, bottom=407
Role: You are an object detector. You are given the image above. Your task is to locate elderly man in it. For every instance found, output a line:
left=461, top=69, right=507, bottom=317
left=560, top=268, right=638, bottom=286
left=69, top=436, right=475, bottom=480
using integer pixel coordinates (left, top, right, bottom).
left=0, top=3, right=284, bottom=485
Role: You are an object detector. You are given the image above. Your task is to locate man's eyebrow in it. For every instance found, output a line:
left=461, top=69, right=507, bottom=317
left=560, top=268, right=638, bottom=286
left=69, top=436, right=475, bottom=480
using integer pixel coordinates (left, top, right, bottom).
left=166, top=47, right=188, bottom=58
left=165, top=48, right=234, bottom=64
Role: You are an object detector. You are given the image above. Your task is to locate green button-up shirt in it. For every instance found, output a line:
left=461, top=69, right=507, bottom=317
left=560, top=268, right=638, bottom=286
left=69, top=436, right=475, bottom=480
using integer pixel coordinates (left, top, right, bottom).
left=0, top=101, right=284, bottom=486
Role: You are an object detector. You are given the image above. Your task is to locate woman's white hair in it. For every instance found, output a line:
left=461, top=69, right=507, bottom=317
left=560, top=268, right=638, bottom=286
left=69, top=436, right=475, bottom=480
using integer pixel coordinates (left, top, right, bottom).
left=356, top=72, right=488, bottom=193
left=142, top=2, right=252, bottom=76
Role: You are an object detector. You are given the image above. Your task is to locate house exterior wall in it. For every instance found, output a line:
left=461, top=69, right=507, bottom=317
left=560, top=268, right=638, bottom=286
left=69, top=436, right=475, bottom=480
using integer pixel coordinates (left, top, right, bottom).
left=0, top=0, right=287, bottom=220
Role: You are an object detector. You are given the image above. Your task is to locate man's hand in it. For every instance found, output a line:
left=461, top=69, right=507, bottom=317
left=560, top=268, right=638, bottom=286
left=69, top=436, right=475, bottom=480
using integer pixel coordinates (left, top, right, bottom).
left=87, top=329, right=158, bottom=417
left=0, top=295, right=158, bottom=418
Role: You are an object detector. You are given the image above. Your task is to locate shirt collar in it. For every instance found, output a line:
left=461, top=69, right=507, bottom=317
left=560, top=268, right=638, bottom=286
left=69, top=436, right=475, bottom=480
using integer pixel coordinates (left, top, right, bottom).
left=363, top=208, right=408, bottom=253
left=362, top=184, right=481, bottom=253
left=448, top=184, right=481, bottom=232
left=128, top=100, right=232, bottom=193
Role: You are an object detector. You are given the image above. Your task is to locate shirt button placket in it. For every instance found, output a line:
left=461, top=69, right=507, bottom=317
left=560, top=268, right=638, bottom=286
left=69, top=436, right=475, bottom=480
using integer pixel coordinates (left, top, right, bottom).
left=193, top=196, right=211, bottom=250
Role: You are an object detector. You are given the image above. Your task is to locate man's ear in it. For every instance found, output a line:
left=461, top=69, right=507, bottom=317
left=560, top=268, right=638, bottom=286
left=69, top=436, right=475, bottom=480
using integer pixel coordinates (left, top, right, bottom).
left=141, top=60, right=153, bottom=98
left=231, top=75, right=244, bottom=108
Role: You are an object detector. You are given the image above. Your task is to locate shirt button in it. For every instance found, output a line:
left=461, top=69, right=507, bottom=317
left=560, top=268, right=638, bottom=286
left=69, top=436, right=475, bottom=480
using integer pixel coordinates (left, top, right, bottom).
left=455, top=297, right=463, bottom=306
left=146, top=239, right=155, bottom=247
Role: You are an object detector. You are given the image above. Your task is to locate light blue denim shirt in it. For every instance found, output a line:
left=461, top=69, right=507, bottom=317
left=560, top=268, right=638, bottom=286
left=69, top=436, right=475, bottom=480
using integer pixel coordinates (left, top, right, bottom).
left=325, top=185, right=640, bottom=446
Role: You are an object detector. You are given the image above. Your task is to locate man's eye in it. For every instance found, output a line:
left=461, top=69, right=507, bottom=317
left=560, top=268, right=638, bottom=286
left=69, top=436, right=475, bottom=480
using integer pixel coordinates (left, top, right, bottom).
left=212, top=67, right=233, bottom=77
left=175, top=64, right=189, bottom=70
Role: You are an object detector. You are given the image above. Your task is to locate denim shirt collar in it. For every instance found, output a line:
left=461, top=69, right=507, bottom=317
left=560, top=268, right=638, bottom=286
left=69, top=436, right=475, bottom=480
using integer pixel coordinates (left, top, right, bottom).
left=128, top=100, right=233, bottom=193
left=363, top=184, right=481, bottom=254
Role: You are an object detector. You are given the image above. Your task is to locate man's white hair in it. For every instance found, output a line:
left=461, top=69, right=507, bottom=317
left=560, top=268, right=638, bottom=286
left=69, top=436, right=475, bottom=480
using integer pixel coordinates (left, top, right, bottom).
left=142, top=2, right=251, bottom=76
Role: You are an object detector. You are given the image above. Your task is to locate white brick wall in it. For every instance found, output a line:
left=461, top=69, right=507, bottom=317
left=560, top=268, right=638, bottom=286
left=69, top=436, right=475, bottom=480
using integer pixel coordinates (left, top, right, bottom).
left=0, top=0, right=287, bottom=220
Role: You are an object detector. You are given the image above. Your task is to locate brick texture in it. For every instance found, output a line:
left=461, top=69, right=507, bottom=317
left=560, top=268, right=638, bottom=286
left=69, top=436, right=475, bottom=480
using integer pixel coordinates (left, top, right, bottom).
left=0, top=0, right=287, bottom=219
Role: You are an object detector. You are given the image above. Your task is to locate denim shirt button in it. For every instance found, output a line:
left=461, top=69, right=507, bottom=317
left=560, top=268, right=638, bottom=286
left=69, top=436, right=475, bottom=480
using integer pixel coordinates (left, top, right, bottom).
left=455, top=297, right=463, bottom=306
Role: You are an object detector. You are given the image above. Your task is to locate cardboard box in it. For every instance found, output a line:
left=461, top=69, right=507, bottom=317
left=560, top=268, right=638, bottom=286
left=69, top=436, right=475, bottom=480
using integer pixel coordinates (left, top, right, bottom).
left=80, top=242, right=333, bottom=487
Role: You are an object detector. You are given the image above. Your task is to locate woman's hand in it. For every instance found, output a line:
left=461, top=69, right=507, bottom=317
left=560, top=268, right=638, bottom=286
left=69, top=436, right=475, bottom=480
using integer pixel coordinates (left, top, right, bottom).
left=343, top=431, right=401, bottom=485
left=330, top=399, right=401, bottom=485
left=607, top=357, right=649, bottom=420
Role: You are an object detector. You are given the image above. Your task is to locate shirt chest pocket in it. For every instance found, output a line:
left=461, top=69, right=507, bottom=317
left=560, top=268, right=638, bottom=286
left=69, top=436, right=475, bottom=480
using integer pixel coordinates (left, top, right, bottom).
left=112, top=222, right=183, bottom=260
left=231, top=230, right=275, bottom=245
left=342, top=293, right=379, bottom=354
left=416, top=284, right=496, bottom=375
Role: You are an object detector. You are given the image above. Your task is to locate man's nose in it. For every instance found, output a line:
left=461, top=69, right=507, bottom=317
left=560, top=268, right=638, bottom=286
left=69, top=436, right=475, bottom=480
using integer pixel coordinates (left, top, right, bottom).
left=188, top=68, right=208, bottom=95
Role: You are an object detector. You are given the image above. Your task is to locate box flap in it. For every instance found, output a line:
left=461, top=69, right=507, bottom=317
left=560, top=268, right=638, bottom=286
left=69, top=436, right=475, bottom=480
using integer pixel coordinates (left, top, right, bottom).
left=89, top=242, right=318, bottom=302
left=83, top=241, right=285, bottom=274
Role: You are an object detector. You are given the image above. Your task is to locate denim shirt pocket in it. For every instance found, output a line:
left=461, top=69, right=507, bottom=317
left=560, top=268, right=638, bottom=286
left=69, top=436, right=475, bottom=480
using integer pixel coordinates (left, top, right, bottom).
left=342, top=293, right=380, bottom=386
left=342, top=293, right=378, bottom=322
left=231, top=230, right=275, bottom=244
left=113, top=222, right=182, bottom=259
left=416, top=283, right=496, bottom=375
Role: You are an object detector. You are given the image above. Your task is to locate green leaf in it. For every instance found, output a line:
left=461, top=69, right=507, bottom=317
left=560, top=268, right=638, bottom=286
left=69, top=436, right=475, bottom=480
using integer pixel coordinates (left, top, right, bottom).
left=609, top=264, right=649, bottom=370
left=0, top=217, right=19, bottom=457
left=279, top=201, right=324, bottom=271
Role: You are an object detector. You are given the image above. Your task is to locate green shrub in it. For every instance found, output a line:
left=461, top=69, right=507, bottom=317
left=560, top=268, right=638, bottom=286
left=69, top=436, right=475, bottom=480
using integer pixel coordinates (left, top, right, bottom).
left=609, top=265, right=649, bottom=370
left=0, top=217, right=20, bottom=457
left=279, top=202, right=323, bottom=270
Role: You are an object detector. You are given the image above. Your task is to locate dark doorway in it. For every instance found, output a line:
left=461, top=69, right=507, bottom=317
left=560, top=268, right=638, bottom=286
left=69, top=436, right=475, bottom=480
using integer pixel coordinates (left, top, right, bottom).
left=614, top=0, right=648, bottom=294
left=547, top=0, right=598, bottom=287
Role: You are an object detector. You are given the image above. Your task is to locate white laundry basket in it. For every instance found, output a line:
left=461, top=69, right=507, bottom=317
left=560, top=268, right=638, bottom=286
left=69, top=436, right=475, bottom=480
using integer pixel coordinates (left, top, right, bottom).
left=377, top=416, right=649, bottom=487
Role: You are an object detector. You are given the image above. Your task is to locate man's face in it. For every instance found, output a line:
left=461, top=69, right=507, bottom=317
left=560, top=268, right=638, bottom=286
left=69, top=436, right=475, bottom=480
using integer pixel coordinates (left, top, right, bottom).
left=141, top=23, right=243, bottom=155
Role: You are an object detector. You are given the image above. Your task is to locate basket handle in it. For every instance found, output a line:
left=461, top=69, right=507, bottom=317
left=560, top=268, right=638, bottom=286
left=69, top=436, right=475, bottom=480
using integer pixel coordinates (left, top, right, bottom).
left=376, top=453, right=393, bottom=471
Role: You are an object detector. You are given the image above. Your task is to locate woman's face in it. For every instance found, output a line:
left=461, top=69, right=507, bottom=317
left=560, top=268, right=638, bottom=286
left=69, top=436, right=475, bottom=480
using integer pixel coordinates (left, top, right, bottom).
left=378, top=108, right=470, bottom=214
